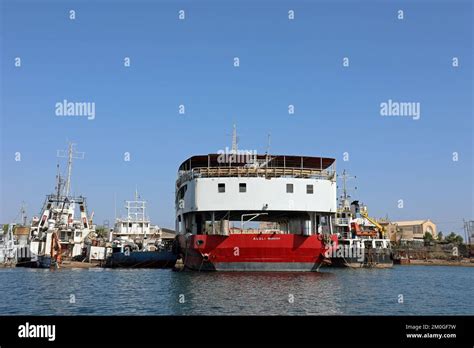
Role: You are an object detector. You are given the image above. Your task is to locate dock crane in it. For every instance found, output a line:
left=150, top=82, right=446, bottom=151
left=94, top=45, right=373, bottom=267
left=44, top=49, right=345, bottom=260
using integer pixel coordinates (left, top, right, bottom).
left=359, top=206, right=386, bottom=239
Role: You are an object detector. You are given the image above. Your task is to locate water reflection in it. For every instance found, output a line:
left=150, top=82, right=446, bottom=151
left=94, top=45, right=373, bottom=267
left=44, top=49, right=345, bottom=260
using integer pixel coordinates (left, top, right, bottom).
left=0, top=266, right=472, bottom=315
left=171, top=271, right=343, bottom=315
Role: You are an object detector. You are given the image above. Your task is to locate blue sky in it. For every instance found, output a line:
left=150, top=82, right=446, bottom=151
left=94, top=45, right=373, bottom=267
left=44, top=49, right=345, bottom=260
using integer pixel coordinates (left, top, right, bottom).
left=1, top=0, right=472, bottom=236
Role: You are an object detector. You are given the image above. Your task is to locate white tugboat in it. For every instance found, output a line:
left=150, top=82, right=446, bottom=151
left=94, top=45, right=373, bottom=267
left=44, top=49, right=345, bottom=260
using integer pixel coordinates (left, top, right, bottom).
left=26, top=143, right=96, bottom=267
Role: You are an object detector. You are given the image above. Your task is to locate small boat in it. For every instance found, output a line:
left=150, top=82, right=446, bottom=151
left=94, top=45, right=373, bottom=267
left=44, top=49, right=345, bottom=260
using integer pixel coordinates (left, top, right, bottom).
left=104, top=190, right=177, bottom=268
left=0, top=224, right=17, bottom=267
left=330, top=238, right=393, bottom=268
left=331, top=171, right=393, bottom=268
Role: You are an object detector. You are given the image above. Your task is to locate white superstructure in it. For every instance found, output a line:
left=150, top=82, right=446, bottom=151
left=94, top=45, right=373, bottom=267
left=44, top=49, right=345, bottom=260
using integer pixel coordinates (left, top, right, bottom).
left=112, top=190, right=161, bottom=247
left=30, top=143, right=95, bottom=259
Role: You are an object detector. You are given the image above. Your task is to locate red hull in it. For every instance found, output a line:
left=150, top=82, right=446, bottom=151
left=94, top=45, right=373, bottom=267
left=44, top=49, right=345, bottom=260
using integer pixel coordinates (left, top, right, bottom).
left=177, top=234, right=337, bottom=271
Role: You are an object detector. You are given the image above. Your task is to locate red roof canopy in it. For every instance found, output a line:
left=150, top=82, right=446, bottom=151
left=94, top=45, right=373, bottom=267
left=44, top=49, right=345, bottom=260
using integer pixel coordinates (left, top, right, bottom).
left=178, top=154, right=335, bottom=171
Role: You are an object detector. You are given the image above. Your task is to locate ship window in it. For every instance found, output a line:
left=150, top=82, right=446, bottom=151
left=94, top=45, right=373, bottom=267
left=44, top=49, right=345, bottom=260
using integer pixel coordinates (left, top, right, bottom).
left=306, top=184, right=314, bottom=194
left=178, top=184, right=187, bottom=199
left=286, top=183, right=293, bottom=193
left=218, top=183, right=225, bottom=193
left=239, top=183, right=246, bottom=193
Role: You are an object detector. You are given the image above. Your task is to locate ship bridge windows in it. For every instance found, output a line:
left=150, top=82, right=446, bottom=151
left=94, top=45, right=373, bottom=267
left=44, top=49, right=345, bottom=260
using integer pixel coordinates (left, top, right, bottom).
left=306, top=184, right=314, bottom=194
left=218, top=183, right=226, bottom=193
left=178, top=185, right=187, bottom=200
left=239, top=183, right=247, bottom=193
left=286, top=183, right=293, bottom=193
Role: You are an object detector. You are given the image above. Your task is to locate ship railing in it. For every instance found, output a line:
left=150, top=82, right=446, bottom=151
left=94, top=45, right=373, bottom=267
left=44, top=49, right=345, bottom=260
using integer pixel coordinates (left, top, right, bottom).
left=177, top=166, right=335, bottom=187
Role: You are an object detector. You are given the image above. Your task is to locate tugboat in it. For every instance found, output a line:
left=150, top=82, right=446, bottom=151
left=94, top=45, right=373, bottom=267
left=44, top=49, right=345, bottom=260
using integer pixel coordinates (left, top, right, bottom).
left=25, top=143, right=96, bottom=268
left=331, top=171, right=393, bottom=268
left=104, top=190, right=177, bottom=268
left=174, top=126, right=338, bottom=271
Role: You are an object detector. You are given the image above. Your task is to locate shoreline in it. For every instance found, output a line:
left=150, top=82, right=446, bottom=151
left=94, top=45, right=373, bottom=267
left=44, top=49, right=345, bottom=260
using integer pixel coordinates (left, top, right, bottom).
left=399, top=259, right=474, bottom=267
left=3, top=259, right=474, bottom=269
left=58, top=261, right=100, bottom=269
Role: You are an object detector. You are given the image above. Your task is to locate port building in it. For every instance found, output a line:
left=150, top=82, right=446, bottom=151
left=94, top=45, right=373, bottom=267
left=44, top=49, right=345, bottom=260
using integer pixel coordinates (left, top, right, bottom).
left=386, top=220, right=437, bottom=242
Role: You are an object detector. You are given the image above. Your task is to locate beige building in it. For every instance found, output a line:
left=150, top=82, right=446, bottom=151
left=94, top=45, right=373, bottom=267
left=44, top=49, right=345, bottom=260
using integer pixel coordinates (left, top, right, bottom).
left=390, top=220, right=437, bottom=241
left=161, top=227, right=176, bottom=240
left=378, top=221, right=399, bottom=242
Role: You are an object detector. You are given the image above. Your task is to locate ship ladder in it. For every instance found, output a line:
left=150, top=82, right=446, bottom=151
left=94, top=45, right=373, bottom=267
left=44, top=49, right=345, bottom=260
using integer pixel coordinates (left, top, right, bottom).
left=366, top=249, right=375, bottom=268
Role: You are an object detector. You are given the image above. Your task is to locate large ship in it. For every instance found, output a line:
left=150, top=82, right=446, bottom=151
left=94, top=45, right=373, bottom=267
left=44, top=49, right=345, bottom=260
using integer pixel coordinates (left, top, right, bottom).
left=174, top=128, right=338, bottom=271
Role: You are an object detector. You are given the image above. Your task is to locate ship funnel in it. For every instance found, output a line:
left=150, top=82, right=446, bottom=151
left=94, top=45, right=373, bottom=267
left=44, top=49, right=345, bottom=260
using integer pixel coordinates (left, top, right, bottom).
left=350, top=200, right=360, bottom=214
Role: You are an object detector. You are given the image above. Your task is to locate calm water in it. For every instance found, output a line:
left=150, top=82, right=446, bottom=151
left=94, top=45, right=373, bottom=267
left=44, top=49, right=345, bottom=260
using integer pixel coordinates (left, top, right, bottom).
left=0, top=266, right=472, bottom=315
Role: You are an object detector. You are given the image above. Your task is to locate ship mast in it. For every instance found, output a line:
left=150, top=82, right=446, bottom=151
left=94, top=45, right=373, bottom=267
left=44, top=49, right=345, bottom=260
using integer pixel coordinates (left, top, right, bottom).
left=339, top=170, right=356, bottom=211
left=57, top=142, right=84, bottom=197
left=20, top=203, right=27, bottom=226
left=55, top=164, right=62, bottom=200
left=14, top=202, right=28, bottom=226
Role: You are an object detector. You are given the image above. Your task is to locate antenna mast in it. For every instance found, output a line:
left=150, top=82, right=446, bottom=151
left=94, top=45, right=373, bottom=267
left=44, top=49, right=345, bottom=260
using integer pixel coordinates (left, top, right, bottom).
left=231, top=124, right=238, bottom=154
left=266, top=133, right=271, bottom=155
